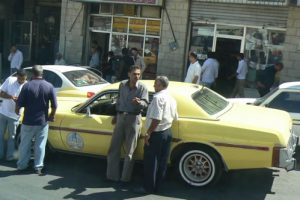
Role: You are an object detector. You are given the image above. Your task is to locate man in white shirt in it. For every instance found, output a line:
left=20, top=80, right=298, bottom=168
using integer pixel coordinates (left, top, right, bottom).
left=0, top=69, right=27, bottom=160
left=201, top=52, right=219, bottom=88
left=184, top=52, right=201, bottom=84
left=137, top=76, right=178, bottom=194
left=8, top=45, right=23, bottom=74
left=230, top=53, right=248, bottom=97
left=54, top=52, right=66, bottom=65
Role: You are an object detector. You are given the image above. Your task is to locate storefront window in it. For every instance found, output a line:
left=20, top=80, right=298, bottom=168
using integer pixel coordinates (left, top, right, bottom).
left=217, top=25, right=243, bottom=36
left=146, top=20, right=160, bottom=36
left=129, top=19, right=145, bottom=35
left=90, top=16, right=112, bottom=32
left=128, top=36, right=144, bottom=54
left=113, top=17, right=128, bottom=33
left=190, top=24, right=214, bottom=60
left=100, top=3, right=112, bottom=14
left=143, top=37, right=159, bottom=79
left=114, top=4, right=137, bottom=16
left=111, top=34, right=127, bottom=55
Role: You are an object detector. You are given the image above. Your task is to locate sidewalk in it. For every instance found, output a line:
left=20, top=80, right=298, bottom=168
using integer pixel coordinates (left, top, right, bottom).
left=244, top=87, right=260, bottom=98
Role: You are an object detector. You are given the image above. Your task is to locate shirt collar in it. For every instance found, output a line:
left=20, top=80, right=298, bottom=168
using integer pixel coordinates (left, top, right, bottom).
left=154, top=88, right=168, bottom=96
left=125, top=80, right=139, bottom=89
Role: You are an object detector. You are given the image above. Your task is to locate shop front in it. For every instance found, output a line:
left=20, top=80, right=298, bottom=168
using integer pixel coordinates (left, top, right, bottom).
left=189, top=1, right=288, bottom=96
left=79, top=0, right=163, bottom=79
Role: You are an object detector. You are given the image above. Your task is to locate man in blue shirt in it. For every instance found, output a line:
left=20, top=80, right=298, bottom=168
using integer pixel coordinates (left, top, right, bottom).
left=16, top=65, right=57, bottom=175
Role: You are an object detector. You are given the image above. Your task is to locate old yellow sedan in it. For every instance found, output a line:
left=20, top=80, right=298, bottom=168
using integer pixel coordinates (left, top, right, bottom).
left=27, top=81, right=298, bottom=187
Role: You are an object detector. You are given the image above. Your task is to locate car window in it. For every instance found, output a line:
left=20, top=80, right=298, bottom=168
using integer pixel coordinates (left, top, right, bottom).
left=267, top=92, right=300, bottom=113
left=63, top=70, right=106, bottom=87
left=81, top=92, right=153, bottom=116
left=254, top=88, right=278, bottom=106
left=43, top=70, right=63, bottom=88
left=192, top=88, right=229, bottom=115
left=88, top=92, right=119, bottom=116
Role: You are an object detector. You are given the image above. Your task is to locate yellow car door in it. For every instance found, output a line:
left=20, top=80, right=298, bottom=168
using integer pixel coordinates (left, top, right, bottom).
left=59, top=91, right=118, bottom=156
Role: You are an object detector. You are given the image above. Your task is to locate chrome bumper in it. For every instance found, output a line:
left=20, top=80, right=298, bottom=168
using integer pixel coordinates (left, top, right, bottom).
left=279, top=133, right=298, bottom=171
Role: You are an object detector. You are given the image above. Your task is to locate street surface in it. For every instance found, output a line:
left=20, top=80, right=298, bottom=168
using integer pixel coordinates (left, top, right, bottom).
left=0, top=149, right=300, bottom=200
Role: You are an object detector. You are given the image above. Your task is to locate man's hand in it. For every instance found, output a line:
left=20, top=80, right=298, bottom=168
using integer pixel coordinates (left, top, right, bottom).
left=48, top=114, right=55, bottom=122
left=144, top=133, right=150, bottom=146
left=111, top=116, right=117, bottom=125
left=12, top=96, right=18, bottom=102
left=132, top=97, right=141, bottom=105
left=257, top=81, right=265, bottom=88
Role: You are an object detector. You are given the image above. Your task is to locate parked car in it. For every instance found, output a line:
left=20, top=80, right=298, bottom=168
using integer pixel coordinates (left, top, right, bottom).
left=229, top=82, right=300, bottom=136
left=16, top=81, right=298, bottom=187
left=11, top=65, right=110, bottom=98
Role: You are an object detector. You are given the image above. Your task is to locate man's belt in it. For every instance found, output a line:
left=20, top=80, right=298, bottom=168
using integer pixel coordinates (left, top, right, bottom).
left=118, top=111, right=140, bottom=115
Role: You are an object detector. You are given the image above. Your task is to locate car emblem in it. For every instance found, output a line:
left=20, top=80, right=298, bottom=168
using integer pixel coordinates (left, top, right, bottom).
left=67, top=132, right=84, bottom=150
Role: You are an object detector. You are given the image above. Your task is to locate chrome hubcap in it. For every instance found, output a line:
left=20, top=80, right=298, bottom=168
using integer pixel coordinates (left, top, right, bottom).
left=183, top=154, right=212, bottom=182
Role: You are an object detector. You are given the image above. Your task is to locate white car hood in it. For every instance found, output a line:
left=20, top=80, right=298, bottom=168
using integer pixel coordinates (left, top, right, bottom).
left=76, top=82, right=111, bottom=92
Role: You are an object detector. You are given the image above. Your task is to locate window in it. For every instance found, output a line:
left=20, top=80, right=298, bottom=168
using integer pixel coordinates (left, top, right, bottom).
left=43, top=70, right=63, bottom=88
left=141, top=6, right=161, bottom=18
left=192, top=88, right=229, bottom=115
left=90, top=16, right=112, bottom=32
left=88, top=92, right=119, bottom=116
left=63, top=70, right=106, bottom=87
left=190, top=24, right=214, bottom=60
left=267, top=92, right=300, bottom=113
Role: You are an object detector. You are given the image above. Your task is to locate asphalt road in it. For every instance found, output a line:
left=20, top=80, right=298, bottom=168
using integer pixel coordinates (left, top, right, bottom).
left=0, top=150, right=300, bottom=200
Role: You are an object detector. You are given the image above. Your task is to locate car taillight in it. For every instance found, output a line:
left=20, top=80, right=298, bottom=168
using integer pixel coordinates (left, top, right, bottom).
left=272, top=146, right=281, bottom=167
left=87, top=92, right=95, bottom=98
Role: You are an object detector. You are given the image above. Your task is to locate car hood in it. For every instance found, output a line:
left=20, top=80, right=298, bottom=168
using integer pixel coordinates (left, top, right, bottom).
left=58, top=83, right=110, bottom=98
left=218, top=103, right=293, bottom=145
left=76, top=83, right=110, bottom=92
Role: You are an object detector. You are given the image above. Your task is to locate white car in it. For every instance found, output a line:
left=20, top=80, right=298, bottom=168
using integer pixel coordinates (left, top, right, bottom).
left=11, top=65, right=110, bottom=98
left=230, top=82, right=300, bottom=136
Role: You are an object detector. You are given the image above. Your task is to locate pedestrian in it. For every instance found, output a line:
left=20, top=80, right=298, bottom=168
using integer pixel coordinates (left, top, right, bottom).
left=54, top=52, right=66, bottom=65
left=89, top=45, right=100, bottom=69
left=256, top=62, right=284, bottom=97
left=106, top=65, right=149, bottom=183
left=102, top=51, right=116, bottom=83
left=8, top=44, right=23, bottom=74
left=135, top=76, right=178, bottom=194
left=117, top=48, right=135, bottom=81
left=201, top=52, right=219, bottom=88
left=0, top=69, right=27, bottom=161
left=16, top=65, right=57, bottom=175
left=230, top=53, right=248, bottom=98
left=184, top=52, right=201, bottom=84
left=131, top=47, right=146, bottom=73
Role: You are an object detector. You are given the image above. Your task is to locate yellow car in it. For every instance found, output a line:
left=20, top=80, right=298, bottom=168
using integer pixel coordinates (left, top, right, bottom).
left=19, top=81, right=298, bottom=187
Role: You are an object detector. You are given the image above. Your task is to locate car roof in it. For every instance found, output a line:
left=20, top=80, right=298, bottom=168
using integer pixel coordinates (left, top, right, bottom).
left=279, top=82, right=300, bottom=90
left=103, top=80, right=202, bottom=94
left=24, top=65, right=89, bottom=73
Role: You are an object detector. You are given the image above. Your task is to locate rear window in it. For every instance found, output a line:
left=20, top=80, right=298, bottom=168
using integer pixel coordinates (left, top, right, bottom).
left=192, top=88, right=229, bottom=115
left=63, top=70, right=106, bottom=87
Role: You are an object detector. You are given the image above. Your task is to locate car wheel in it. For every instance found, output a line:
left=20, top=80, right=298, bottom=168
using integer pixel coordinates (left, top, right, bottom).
left=177, top=147, right=223, bottom=187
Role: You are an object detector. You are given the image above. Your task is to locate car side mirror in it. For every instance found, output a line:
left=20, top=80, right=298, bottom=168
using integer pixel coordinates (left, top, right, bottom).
left=86, top=106, right=92, bottom=118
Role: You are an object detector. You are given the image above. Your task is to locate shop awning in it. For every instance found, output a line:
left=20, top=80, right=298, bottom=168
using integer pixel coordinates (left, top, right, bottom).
left=72, top=0, right=164, bottom=6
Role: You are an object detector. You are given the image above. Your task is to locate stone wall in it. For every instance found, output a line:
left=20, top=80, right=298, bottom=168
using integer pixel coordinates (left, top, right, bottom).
left=282, top=7, right=300, bottom=82
left=156, top=0, right=189, bottom=81
left=59, top=0, right=84, bottom=65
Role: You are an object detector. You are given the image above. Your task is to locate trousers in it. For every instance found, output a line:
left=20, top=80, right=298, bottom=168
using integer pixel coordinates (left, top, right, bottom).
left=106, top=113, right=141, bottom=182
left=143, top=129, right=172, bottom=193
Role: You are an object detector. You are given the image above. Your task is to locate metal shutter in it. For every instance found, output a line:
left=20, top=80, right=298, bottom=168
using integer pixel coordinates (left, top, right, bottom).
left=190, top=1, right=288, bottom=28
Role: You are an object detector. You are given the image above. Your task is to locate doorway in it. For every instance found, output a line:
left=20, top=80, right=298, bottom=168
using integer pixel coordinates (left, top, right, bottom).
left=215, top=38, right=241, bottom=97
left=90, top=32, right=110, bottom=64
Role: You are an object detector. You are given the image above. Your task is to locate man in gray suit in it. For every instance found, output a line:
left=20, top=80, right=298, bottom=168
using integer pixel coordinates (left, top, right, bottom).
left=106, top=65, right=149, bottom=183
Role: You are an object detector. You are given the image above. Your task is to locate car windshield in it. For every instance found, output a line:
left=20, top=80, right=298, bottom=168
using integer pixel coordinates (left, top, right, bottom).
left=254, top=88, right=279, bottom=105
left=192, top=88, right=229, bottom=115
left=63, top=70, right=106, bottom=87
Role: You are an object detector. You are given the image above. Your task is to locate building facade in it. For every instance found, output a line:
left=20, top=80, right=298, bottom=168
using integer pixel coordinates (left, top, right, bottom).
left=58, top=0, right=300, bottom=94
left=0, top=0, right=62, bottom=79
